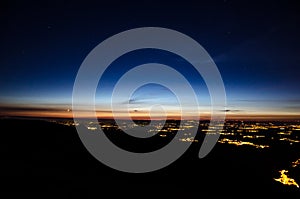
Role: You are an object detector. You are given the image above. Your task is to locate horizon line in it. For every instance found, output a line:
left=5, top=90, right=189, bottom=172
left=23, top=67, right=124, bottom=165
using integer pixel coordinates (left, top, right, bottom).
left=2, top=115, right=300, bottom=122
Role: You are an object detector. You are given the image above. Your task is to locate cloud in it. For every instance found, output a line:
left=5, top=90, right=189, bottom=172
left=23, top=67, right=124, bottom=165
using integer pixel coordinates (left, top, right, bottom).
left=219, top=109, right=242, bottom=113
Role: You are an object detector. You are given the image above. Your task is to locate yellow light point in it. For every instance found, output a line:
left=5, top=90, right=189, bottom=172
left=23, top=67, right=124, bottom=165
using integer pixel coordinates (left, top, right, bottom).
left=279, top=138, right=300, bottom=143
left=179, top=137, right=197, bottom=142
left=274, top=170, right=299, bottom=188
left=169, top=128, right=182, bottom=131
left=87, top=126, right=97, bottom=130
left=292, top=159, right=300, bottom=168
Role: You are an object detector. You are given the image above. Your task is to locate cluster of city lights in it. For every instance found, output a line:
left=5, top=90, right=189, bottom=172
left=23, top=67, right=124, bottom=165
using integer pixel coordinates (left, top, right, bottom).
left=274, top=170, right=299, bottom=188
left=218, top=138, right=269, bottom=149
left=51, top=119, right=300, bottom=189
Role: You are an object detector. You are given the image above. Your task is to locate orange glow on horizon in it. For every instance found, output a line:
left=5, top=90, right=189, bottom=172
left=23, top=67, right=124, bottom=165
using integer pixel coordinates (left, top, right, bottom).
left=1, top=106, right=300, bottom=121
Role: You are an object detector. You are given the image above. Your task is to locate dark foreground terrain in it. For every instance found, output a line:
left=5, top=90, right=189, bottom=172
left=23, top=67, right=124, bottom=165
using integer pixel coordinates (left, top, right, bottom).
left=0, top=118, right=299, bottom=195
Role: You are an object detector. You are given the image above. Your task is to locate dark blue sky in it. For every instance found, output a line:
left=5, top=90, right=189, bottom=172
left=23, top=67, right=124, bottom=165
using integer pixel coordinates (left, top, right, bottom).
left=1, top=0, right=300, bottom=119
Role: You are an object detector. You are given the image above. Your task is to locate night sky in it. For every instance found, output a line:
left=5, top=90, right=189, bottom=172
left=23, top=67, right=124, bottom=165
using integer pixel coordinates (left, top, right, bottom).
left=1, top=0, right=300, bottom=120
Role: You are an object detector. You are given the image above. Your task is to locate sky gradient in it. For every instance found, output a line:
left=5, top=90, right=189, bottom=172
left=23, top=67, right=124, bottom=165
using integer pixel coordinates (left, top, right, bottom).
left=1, top=0, right=300, bottom=120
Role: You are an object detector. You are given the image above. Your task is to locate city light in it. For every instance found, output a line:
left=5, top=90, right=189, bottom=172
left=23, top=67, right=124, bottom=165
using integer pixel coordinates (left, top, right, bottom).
left=274, top=170, right=299, bottom=188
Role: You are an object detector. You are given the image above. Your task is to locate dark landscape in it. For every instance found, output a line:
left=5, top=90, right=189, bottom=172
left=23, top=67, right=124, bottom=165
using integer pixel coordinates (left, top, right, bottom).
left=1, top=117, right=299, bottom=194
